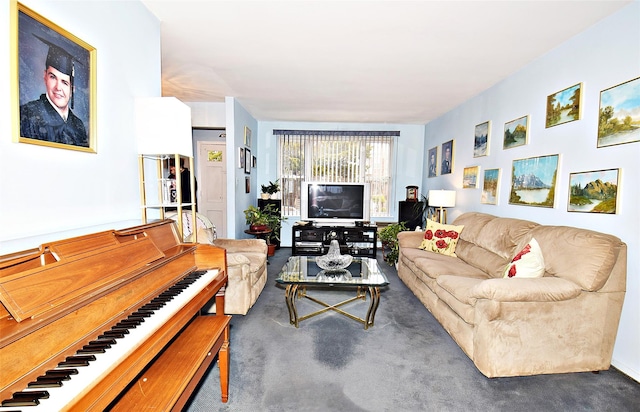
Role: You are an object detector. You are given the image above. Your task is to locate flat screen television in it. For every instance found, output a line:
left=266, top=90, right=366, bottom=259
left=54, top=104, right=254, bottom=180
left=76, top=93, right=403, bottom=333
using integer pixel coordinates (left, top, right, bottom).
left=300, top=182, right=370, bottom=226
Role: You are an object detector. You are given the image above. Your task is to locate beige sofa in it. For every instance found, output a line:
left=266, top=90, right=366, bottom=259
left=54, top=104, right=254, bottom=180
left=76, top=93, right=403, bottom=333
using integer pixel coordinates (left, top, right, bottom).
left=397, top=212, right=627, bottom=378
left=168, top=211, right=268, bottom=315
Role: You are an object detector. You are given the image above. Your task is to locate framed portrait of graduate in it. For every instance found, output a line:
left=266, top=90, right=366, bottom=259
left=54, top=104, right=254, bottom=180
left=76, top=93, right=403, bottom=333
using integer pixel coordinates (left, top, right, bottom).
left=12, top=2, right=97, bottom=153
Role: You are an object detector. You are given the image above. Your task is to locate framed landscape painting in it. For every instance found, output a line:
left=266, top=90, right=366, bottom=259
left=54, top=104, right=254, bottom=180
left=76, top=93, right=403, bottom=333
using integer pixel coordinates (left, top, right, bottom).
left=503, top=115, right=529, bottom=149
left=481, top=168, right=500, bottom=205
left=427, top=146, right=437, bottom=177
left=597, top=77, right=640, bottom=148
left=509, top=154, right=559, bottom=208
left=474, top=121, right=490, bottom=157
left=568, top=168, right=619, bottom=214
left=462, top=166, right=479, bottom=188
left=546, top=83, right=581, bottom=128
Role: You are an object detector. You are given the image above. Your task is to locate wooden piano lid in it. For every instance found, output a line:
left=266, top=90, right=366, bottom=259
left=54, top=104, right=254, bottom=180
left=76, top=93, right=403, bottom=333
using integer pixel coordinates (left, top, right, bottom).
left=0, top=226, right=171, bottom=323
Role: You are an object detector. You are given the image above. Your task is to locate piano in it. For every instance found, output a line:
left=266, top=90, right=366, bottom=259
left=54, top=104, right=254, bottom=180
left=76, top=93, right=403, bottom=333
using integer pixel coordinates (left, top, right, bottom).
left=0, top=219, right=230, bottom=411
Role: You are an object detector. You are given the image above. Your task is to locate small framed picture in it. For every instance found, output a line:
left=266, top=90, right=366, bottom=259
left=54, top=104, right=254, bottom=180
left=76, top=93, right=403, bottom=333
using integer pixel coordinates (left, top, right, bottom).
left=427, top=146, right=438, bottom=177
left=473, top=121, right=490, bottom=157
left=568, top=168, right=619, bottom=214
left=504, top=115, right=529, bottom=149
left=481, top=168, right=501, bottom=205
left=252, top=155, right=257, bottom=168
left=244, top=126, right=252, bottom=146
left=238, top=147, right=245, bottom=169
left=462, top=166, right=479, bottom=188
left=244, top=148, right=252, bottom=174
left=546, top=83, right=582, bottom=128
left=440, top=140, right=454, bottom=175
left=245, top=176, right=251, bottom=193
left=597, top=77, right=640, bottom=147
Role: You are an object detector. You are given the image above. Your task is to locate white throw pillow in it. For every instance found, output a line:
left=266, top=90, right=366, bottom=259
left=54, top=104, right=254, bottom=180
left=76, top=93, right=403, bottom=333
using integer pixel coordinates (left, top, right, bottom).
left=504, top=238, right=545, bottom=278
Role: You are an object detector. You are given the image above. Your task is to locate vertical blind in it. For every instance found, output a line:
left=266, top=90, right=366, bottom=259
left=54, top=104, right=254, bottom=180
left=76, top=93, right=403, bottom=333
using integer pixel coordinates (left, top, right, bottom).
left=275, top=130, right=398, bottom=217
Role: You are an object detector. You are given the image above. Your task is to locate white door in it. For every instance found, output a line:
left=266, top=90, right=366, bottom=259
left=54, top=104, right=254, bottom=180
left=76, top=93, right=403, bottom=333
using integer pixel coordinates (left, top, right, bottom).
left=198, top=141, right=227, bottom=238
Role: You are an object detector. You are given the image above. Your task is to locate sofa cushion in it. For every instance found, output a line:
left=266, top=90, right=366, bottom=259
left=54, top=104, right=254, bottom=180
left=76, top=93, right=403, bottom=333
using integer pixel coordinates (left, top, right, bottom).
left=526, top=226, right=624, bottom=292
left=419, top=219, right=464, bottom=257
left=413, top=254, right=489, bottom=280
left=469, top=277, right=582, bottom=302
left=503, top=238, right=545, bottom=278
left=435, top=275, right=486, bottom=324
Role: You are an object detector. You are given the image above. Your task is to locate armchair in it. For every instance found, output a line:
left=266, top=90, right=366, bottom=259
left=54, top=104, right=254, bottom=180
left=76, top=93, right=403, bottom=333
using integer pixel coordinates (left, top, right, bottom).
left=167, top=212, right=268, bottom=315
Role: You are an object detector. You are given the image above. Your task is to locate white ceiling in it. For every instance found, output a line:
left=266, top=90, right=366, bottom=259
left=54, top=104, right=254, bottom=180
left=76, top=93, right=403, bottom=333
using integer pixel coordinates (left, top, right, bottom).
left=141, top=0, right=631, bottom=124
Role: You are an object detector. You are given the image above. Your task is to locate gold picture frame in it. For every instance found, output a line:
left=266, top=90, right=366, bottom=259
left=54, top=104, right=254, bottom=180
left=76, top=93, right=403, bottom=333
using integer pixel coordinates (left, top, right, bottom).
left=12, top=2, right=97, bottom=153
left=244, top=126, right=252, bottom=147
left=545, top=83, right=582, bottom=128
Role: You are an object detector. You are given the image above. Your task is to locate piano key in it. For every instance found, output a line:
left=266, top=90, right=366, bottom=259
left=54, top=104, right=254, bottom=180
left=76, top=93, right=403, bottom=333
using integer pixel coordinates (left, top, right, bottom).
left=28, top=378, right=63, bottom=388
left=12, top=391, right=49, bottom=400
left=0, top=269, right=218, bottom=411
left=45, top=369, right=78, bottom=377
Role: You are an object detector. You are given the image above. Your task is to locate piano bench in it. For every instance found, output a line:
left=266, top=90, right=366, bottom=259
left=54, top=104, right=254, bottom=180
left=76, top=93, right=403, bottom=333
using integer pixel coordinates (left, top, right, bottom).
left=111, top=314, right=231, bottom=410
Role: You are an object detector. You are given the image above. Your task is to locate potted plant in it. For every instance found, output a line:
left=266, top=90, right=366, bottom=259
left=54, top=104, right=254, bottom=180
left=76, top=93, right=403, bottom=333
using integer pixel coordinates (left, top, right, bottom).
left=263, top=203, right=286, bottom=255
left=260, top=179, right=280, bottom=199
left=378, top=221, right=409, bottom=266
left=244, top=205, right=270, bottom=232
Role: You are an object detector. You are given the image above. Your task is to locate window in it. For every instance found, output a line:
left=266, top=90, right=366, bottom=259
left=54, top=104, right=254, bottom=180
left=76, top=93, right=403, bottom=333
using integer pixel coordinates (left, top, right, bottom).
left=275, top=130, right=397, bottom=218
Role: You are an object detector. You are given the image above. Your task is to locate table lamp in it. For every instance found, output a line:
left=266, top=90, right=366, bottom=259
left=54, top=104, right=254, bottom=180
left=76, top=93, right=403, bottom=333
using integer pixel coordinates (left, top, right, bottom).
left=428, top=190, right=456, bottom=224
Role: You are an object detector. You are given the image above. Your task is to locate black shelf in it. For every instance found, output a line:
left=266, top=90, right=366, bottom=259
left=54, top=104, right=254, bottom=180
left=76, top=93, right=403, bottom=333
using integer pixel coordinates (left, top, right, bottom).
left=292, top=224, right=377, bottom=258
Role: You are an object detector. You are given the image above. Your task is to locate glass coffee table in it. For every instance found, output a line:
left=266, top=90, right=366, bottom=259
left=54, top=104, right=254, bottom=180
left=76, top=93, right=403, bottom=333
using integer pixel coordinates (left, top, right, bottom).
left=275, top=256, right=389, bottom=329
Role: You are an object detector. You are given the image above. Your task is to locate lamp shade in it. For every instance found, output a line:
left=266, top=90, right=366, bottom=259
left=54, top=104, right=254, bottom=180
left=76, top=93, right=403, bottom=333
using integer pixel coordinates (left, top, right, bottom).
left=135, top=97, right=193, bottom=156
left=428, top=190, right=456, bottom=207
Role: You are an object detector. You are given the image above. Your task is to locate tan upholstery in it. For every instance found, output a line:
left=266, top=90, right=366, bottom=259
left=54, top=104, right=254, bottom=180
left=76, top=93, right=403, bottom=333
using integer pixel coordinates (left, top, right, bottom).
left=168, top=212, right=268, bottom=315
left=397, top=212, right=626, bottom=377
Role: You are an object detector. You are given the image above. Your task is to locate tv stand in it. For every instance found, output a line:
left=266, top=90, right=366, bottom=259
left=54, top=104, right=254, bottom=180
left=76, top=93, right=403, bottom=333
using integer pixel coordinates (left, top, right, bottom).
left=292, top=224, right=377, bottom=258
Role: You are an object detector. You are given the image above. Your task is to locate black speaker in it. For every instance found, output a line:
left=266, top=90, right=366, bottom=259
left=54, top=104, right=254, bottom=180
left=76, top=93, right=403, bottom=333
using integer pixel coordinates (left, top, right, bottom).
left=398, top=201, right=424, bottom=230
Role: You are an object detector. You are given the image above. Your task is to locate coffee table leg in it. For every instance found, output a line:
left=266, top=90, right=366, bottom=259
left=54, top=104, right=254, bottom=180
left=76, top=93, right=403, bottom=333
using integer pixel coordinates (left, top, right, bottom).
left=364, top=286, right=381, bottom=329
left=285, top=284, right=299, bottom=327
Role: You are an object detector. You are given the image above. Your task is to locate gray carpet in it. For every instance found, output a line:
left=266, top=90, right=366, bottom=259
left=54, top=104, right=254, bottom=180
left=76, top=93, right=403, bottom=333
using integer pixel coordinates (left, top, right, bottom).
left=186, top=248, right=639, bottom=411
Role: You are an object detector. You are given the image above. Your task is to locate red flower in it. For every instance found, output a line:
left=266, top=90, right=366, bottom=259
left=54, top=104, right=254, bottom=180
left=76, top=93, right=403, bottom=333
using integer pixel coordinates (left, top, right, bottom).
left=447, top=231, right=459, bottom=239
left=435, top=239, right=448, bottom=249
left=435, top=229, right=446, bottom=238
left=425, top=230, right=434, bottom=240
left=512, top=244, right=531, bottom=262
left=508, top=265, right=517, bottom=277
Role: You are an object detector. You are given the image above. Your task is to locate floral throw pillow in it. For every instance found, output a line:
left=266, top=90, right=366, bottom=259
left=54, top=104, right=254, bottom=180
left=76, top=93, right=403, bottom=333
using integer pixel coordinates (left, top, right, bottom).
left=503, top=237, right=546, bottom=278
left=418, top=219, right=464, bottom=257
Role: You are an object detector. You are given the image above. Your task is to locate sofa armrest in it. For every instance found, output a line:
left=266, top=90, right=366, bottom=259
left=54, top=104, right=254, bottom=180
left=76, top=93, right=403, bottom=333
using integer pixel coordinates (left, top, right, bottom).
left=397, top=231, right=425, bottom=249
left=213, top=238, right=268, bottom=254
left=470, top=277, right=581, bottom=302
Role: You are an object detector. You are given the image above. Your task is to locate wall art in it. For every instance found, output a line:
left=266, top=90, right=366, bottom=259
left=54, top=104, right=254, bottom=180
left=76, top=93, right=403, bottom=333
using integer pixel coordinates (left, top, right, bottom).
left=427, top=146, right=438, bottom=177
left=597, top=77, right=640, bottom=147
left=546, top=83, right=582, bottom=128
left=244, top=148, right=252, bottom=174
left=509, top=154, right=559, bottom=208
left=462, top=166, right=479, bottom=188
left=568, top=168, right=619, bottom=214
left=473, top=121, right=490, bottom=157
left=238, top=147, right=245, bottom=169
left=440, top=140, right=454, bottom=175
left=245, top=176, right=251, bottom=193
left=481, top=168, right=501, bottom=205
left=503, top=115, right=529, bottom=149
left=244, top=126, right=252, bottom=147
left=13, top=2, right=97, bottom=152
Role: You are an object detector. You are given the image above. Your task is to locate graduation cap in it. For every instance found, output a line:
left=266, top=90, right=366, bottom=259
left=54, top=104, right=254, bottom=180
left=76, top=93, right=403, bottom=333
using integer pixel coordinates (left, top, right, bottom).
left=33, top=34, right=81, bottom=108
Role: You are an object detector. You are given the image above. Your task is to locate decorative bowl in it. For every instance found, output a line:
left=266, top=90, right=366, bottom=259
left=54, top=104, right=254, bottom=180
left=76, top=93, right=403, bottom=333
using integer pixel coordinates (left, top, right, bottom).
left=316, top=253, right=353, bottom=271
